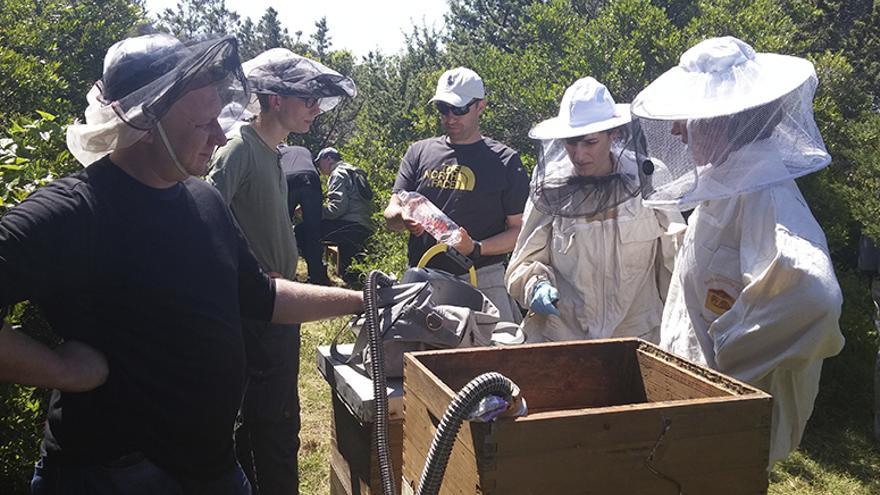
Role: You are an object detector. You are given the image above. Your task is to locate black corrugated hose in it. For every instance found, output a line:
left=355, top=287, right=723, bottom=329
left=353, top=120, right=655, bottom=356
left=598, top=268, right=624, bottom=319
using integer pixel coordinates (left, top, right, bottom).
left=363, top=270, right=519, bottom=495
left=364, top=269, right=397, bottom=495
left=415, top=371, right=516, bottom=495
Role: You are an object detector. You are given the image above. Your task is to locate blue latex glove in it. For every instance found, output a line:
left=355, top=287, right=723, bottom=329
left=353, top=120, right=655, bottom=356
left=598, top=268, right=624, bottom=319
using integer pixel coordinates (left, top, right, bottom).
left=529, top=282, right=560, bottom=316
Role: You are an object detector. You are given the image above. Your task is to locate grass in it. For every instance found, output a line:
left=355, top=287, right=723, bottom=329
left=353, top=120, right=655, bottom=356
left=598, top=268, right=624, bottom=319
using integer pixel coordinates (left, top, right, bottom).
left=298, top=317, right=338, bottom=494
left=297, top=309, right=880, bottom=494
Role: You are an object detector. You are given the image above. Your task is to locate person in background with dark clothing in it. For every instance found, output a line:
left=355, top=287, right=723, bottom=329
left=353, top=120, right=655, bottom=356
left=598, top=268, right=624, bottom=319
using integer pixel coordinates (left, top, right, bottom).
left=316, top=147, right=375, bottom=286
left=281, top=145, right=330, bottom=286
left=858, top=234, right=880, bottom=443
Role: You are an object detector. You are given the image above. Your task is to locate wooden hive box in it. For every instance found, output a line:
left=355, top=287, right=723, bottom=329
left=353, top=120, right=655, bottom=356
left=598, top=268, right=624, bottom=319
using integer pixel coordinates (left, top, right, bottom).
left=317, top=344, right=404, bottom=495
left=401, top=338, right=772, bottom=495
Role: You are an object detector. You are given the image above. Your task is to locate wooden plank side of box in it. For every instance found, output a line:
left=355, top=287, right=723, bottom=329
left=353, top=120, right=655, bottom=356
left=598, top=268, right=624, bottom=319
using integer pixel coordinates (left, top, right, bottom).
left=329, top=443, right=358, bottom=495
left=367, top=421, right=404, bottom=495
left=331, top=394, right=404, bottom=495
left=402, top=340, right=771, bottom=494
left=329, top=457, right=351, bottom=495
left=402, top=387, right=484, bottom=494
left=479, top=398, right=770, bottom=494
left=634, top=344, right=764, bottom=399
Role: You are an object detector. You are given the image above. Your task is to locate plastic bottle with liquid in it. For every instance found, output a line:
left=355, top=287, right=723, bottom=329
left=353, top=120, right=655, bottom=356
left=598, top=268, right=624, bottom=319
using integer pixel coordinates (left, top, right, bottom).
left=396, top=191, right=462, bottom=245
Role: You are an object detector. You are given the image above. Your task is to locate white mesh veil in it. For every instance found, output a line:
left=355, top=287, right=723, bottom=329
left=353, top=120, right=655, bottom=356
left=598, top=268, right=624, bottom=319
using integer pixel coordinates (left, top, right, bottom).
left=631, top=36, right=830, bottom=209
left=67, top=34, right=248, bottom=166
left=531, top=128, right=642, bottom=218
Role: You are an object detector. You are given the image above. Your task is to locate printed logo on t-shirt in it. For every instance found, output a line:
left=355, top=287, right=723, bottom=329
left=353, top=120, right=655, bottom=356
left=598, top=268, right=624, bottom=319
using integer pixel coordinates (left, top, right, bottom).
left=421, top=163, right=476, bottom=191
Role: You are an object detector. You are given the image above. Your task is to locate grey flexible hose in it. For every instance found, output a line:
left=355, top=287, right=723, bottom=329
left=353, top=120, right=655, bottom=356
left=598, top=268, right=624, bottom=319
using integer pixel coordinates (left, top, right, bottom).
left=416, top=372, right=517, bottom=495
left=363, top=270, right=518, bottom=495
left=365, top=270, right=396, bottom=495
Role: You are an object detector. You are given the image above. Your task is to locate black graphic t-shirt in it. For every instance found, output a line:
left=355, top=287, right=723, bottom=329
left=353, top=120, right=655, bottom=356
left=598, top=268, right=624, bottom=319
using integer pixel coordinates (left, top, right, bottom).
left=393, top=136, right=529, bottom=274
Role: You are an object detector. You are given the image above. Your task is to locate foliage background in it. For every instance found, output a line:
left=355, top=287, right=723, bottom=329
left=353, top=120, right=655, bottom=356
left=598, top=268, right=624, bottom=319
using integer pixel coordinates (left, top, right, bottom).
left=1, top=0, right=878, bottom=492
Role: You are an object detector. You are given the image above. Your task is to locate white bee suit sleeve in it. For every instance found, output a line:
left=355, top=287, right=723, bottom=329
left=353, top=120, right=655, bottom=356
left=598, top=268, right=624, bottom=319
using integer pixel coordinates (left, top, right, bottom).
left=505, top=199, right=556, bottom=311
left=654, top=208, right=686, bottom=302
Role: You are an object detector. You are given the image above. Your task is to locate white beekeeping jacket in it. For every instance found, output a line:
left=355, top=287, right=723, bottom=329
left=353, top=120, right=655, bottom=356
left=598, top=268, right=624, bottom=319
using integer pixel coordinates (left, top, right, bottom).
left=506, top=195, right=684, bottom=343
left=660, top=158, right=845, bottom=463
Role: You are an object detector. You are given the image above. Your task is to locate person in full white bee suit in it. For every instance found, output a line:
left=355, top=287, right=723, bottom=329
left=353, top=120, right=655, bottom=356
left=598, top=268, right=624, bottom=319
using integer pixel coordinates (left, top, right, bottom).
left=505, top=77, right=685, bottom=343
left=630, top=36, right=846, bottom=465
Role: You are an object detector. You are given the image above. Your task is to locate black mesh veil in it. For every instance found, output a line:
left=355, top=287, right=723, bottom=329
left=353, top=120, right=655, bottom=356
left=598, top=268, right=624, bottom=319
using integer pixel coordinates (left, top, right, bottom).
left=530, top=124, right=643, bottom=218
left=241, top=48, right=357, bottom=114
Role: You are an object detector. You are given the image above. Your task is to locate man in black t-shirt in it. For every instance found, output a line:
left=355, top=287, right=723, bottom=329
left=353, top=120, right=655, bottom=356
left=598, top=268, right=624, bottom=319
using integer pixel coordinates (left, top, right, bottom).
left=384, top=67, right=529, bottom=322
left=0, top=34, right=363, bottom=495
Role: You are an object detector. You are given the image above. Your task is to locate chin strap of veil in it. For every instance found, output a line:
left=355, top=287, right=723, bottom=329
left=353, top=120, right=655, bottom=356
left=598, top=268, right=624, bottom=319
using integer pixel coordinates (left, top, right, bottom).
left=155, top=121, right=189, bottom=177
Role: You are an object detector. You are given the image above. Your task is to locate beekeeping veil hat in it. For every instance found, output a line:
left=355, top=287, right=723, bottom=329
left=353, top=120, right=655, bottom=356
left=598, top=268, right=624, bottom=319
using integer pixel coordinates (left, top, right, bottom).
left=67, top=33, right=248, bottom=166
left=239, top=48, right=356, bottom=115
left=528, top=77, right=641, bottom=218
left=630, top=36, right=830, bottom=209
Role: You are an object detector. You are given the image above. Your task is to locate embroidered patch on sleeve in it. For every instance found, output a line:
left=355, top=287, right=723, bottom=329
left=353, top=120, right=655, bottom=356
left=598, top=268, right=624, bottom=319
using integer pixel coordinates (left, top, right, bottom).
left=705, top=288, right=735, bottom=316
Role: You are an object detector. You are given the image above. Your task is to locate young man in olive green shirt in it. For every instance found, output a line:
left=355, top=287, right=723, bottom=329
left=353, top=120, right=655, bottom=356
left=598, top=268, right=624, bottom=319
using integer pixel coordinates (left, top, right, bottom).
left=208, top=48, right=355, bottom=495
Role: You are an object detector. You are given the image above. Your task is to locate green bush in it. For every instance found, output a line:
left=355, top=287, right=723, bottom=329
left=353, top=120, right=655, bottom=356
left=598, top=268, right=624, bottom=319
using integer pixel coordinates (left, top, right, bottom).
left=0, top=384, right=46, bottom=494
left=0, top=111, right=77, bottom=213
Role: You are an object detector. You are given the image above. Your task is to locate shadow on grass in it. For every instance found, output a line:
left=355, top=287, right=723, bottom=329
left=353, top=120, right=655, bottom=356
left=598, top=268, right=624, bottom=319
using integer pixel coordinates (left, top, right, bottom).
left=771, top=340, right=880, bottom=489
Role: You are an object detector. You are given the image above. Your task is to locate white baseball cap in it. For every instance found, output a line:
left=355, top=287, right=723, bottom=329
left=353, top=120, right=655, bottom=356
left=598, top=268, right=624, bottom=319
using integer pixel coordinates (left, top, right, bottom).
left=429, top=67, right=485, bottom=107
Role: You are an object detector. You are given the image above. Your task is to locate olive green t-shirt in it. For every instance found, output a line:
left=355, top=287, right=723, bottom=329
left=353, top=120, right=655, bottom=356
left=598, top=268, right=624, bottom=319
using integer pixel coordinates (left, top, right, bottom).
left=208, top=125, right=298, bottom=279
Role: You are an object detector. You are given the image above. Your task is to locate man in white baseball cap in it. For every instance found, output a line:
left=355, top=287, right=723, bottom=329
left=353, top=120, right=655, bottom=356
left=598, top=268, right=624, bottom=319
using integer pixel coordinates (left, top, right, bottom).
left=428, top=66, right=486, bottom=107
left=384, top=67, right=529, bottom=323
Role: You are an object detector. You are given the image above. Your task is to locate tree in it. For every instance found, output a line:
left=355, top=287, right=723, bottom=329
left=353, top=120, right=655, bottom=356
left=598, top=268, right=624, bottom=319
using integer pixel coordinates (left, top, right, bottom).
left=445, top=0, right=546, bottom=51
left=796, top=0, right=879, bottom=101
left=256, top=8, right=292, bottom=51
left=156, top=0, right=240, bottom=39
left=0, top=0, right=145, bottom=123
left=311, top=17, right=332, bottom=61
left=236, top=7, right=296, bottom=60
left=236, top=17, right=260, bottom=60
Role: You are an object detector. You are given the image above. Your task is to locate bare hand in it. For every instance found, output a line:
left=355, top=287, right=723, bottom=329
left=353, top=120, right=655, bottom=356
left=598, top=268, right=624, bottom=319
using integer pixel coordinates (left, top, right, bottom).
left=401, top=213, right=425, bottom=237
left=54, top=341, right=109, bottom=392
left=452, top=227, right=475, bottom=256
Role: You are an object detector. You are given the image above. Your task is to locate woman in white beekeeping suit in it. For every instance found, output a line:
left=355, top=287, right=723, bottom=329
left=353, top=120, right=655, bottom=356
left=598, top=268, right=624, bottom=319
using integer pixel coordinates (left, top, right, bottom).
left=630, top=36, right=846, bottom=465
left=505, top=77, right=685, bottom=343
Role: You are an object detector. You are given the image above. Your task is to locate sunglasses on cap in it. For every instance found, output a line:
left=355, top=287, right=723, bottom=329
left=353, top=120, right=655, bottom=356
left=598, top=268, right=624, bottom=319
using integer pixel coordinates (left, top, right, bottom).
left=435, top=99, right=479, bottom=116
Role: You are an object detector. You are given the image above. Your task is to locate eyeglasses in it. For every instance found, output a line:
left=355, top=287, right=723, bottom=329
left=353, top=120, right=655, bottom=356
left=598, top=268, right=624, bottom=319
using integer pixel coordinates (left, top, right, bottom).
left=284, top=95, right=320, bottom=108
left=435, top=99, right=479, bottom=116
left=301, top=97, right=320, bottom=109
